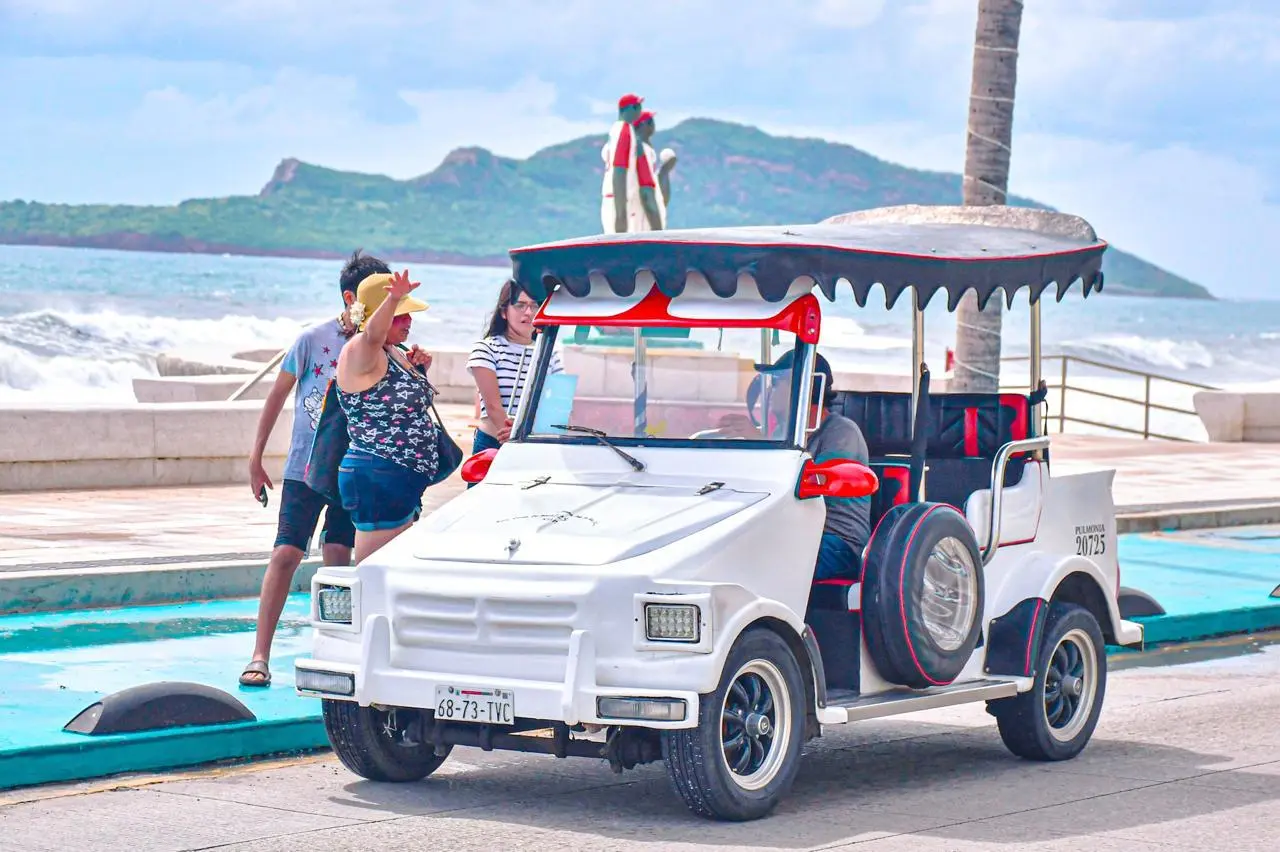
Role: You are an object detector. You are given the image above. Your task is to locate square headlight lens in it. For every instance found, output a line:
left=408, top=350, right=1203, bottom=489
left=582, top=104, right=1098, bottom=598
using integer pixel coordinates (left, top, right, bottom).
left=295, top=668, right=354, bottom=696
left=317, top=585, right=353, bottom=623
left=644, top=603, right=700, bottom=642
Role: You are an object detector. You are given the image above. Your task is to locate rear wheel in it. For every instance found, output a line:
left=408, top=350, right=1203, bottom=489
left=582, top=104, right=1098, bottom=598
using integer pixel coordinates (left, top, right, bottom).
left=862, top=503, right=985, bottom=688
left=662, top=628, right=806, bottom=821
left=990, top=603, right=1107, bottom=761
left=322, top=699, right=451, bottom=782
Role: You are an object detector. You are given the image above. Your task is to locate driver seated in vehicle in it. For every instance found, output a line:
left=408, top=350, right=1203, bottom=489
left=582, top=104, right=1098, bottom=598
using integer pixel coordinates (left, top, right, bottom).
left=715, top=351, right=871, bottom=580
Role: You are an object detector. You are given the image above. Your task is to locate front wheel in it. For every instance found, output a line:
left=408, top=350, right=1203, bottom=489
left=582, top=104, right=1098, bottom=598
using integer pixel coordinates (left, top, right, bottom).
left=662, top=627, right=806, bottom=821
left=322, top=699, right=451, bottom=782
left=990, top=603, right=1107, bottom=761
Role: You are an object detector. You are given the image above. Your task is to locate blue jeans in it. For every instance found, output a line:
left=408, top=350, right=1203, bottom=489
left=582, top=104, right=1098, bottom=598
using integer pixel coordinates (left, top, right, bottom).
left=337, top=448, right=431, bottom=532
left=467, top=429, right=502, bottom=489
left=815, top=533, right=861, bottom=581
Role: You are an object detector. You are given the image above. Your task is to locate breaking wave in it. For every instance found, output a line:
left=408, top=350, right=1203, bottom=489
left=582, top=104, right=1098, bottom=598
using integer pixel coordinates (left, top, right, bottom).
left=0, top=309, right=310, bottom=401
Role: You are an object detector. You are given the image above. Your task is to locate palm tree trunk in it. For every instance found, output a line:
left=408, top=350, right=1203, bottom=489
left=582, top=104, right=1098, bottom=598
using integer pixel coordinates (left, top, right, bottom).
left=952, top=0, right=1024, bottom=393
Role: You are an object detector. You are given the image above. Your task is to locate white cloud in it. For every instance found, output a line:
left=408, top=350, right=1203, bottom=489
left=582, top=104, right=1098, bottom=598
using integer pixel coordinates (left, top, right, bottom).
left=114, top=71, right=605, bottom=183
left=811, top=0, right=887, bottom=29
left=396, top=78, right=601, bottom=167
left=1009, top=134, right=1277, bottom=299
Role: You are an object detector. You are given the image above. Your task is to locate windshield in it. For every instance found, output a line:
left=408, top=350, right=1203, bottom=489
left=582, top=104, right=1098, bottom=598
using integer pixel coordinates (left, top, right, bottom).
left=517, top=325, right=805, bottom=447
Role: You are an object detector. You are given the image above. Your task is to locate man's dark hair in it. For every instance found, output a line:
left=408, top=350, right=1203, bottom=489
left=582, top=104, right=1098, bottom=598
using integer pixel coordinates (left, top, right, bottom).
left=339, top=249, right=391, bottom=297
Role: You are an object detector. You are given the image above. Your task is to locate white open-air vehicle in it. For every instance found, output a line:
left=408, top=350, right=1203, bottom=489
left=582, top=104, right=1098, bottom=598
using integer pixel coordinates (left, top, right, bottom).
left=297, top=204, right=1145, bottom=822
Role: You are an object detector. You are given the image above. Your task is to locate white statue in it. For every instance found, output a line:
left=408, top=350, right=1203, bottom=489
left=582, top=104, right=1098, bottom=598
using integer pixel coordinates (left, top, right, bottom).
left=600, top=93, right=664, bottom=234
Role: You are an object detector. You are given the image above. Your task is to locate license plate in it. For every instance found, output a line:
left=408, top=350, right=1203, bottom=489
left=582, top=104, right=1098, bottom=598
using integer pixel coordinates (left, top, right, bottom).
left=434, top=685, right=515, bottom=725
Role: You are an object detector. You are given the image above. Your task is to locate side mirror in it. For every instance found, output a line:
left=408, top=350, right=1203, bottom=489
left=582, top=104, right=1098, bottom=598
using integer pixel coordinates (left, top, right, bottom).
left=796, top=458, right=879, bottom=500
left=460, top=448, right=499, bottom=484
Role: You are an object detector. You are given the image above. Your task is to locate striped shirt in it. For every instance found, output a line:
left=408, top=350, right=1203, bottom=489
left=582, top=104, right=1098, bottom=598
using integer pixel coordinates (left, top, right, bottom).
left=466, top=335, right=563, bottom=421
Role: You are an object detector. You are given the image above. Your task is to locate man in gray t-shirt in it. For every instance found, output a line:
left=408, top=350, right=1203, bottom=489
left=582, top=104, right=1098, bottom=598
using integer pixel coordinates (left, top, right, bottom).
left=240, top=250, right=386, bottom=687
left=761, top=350, right=871, bottom=580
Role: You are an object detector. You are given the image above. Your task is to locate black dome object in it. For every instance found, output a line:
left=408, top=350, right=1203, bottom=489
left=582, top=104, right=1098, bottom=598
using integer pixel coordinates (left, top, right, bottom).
left=64, top=682, right=256, bottom=735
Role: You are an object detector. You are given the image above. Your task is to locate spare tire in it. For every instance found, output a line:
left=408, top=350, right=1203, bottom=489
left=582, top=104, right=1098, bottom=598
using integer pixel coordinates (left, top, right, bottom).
left=861, top=503, right=985, bottom=689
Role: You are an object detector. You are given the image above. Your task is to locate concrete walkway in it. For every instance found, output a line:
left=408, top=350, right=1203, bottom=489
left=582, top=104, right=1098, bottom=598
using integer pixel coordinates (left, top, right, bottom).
left=2, top=434, right=1279, bottom=572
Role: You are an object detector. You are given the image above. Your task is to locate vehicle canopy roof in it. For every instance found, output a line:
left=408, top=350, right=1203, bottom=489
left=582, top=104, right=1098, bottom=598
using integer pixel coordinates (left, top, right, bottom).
left=509, top=204, right=1107, bottom=312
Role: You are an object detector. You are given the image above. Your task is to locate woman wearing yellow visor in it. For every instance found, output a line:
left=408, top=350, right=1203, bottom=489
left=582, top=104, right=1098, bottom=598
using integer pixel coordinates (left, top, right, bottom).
left=335, top=270, right=438, bottom=562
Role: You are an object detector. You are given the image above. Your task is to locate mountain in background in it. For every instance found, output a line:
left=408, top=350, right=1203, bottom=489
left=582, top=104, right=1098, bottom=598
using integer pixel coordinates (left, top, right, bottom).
left=0, top=118, right=1211, bottom=299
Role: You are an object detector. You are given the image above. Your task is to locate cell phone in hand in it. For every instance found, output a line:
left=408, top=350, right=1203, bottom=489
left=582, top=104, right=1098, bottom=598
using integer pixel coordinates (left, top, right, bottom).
left=257, top=486, right=269, bottom=508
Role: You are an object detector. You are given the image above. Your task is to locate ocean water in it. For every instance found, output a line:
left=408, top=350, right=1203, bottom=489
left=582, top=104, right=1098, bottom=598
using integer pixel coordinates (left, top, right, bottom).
left=2, top=244, right=1278, bottom=440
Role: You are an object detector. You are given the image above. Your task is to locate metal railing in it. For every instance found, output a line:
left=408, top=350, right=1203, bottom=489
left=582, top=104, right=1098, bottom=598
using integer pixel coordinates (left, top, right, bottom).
left=226, top=349, right=288, bottom=402
left=999, top=354, right=1217, bottom=442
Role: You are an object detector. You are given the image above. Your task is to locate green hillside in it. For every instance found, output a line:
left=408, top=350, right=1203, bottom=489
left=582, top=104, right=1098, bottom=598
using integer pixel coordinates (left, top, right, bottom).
left=0, top=118, right=1210, bottom=299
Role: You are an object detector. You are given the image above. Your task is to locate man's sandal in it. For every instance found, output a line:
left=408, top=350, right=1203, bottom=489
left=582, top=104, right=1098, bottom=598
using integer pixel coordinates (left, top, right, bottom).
left=239, top=660, right=271, bottom=687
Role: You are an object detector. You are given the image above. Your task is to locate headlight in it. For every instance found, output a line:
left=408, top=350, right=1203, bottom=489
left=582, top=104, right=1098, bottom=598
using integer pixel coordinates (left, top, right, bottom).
left=296, top=668, right=354, bottom=696
left=597, top=696, right=686, bottom=722
left=644, top=603, right=701, bottom=642
left=316, top=585, right=353, bottom=624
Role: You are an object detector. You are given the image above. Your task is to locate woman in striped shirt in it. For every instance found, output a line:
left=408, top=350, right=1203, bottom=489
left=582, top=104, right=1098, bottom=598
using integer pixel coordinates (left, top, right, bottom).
left=466, top=281, right=562, bottom=465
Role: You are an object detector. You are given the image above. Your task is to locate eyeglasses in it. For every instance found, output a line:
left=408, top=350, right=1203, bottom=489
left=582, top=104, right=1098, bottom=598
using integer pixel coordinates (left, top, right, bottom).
left=508, top=301, right=538, bottom=314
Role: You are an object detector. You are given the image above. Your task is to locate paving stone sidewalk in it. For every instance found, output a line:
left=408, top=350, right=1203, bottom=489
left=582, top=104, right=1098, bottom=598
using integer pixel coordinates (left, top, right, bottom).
left=1, top=434, right=1278, bottom=572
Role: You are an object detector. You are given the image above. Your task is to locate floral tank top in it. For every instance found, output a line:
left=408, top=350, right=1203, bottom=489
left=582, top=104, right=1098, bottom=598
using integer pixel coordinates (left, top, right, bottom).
left=338, top=353, right=440, bottom=476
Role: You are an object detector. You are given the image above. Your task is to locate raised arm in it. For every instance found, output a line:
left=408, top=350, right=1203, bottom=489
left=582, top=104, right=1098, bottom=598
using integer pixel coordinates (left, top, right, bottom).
left=344, top=270, right=419, bottom=375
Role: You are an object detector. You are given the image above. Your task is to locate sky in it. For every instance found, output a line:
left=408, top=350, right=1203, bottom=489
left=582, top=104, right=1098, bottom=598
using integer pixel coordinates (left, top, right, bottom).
left=0, top=0, right=1276, bottom=299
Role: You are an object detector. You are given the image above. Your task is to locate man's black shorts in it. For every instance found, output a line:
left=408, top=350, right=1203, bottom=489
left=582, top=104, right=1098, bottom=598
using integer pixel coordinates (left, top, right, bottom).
left=274, top=478, right=356, bottom=551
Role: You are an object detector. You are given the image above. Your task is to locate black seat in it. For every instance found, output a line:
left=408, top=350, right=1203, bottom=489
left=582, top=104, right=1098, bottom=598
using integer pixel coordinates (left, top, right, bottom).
left=830, top=389, right=1037, bottom=512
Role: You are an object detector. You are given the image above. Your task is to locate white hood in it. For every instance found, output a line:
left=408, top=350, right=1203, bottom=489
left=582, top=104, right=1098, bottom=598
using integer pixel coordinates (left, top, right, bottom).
left=412, top=481, right=768, bottom=566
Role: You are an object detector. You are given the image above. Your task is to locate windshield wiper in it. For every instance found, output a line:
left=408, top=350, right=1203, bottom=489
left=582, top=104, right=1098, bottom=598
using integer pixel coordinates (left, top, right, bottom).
left=551, top=425, right=646, bottom=472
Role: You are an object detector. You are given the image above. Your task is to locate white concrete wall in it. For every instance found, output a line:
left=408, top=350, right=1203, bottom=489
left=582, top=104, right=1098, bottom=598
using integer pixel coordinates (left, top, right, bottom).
left=133, top=375, right=276, bottom=403
left=1195, top=391, right=1280, bottom=443
left=0, top=402, right=292, bottom=492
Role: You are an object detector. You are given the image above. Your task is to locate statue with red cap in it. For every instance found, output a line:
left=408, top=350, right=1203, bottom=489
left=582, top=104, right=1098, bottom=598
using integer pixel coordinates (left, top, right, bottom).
left=633, top=110, right=677, bottom=230
left=600, top=93, right=663, bottom=234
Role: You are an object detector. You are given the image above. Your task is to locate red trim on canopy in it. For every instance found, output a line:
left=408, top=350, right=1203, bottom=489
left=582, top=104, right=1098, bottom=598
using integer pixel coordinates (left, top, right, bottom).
left=535, top=287, right=823, bottom=344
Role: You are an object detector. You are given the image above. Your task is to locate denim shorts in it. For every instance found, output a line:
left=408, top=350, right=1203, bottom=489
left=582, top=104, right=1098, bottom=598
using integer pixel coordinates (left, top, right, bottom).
left=337, top=448, right=431, bottom=532
left=274, top=478, right=355, bottom=551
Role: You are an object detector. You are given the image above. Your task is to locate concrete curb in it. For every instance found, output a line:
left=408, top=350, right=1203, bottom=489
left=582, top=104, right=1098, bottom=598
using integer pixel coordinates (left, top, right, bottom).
left=0, top=559, right=319, bottom=615
left=0, top=716, right=328, bottom=792
left=1130, top=605, right=1280, bottom=647
left=1115, top=501, right=1280, bottom=534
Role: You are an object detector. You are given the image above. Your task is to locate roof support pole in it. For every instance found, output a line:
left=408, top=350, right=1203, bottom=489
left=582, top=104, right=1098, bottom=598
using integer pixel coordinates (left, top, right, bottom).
left=1029, top=296, right=1045, bottom=456
left=1029, top=297, right=1042, bottom=391
left=633, top=328, right=648, bottom=438
left=910, top=302, right=926, bottom=499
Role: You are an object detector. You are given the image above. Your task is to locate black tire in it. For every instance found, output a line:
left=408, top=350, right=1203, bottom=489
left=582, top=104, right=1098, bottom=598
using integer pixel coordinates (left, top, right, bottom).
left=990, top=603, right=1107, bottom=761
left=662, top=627, right=806, bottom=821
left=862, top=503, right=985, bottom=689
left=322, top=699, right=451, bottom=782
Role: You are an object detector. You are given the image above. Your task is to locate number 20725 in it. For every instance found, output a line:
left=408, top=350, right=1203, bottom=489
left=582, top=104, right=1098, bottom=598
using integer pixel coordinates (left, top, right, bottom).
left=1075, top=533, right=1106, bottom=556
